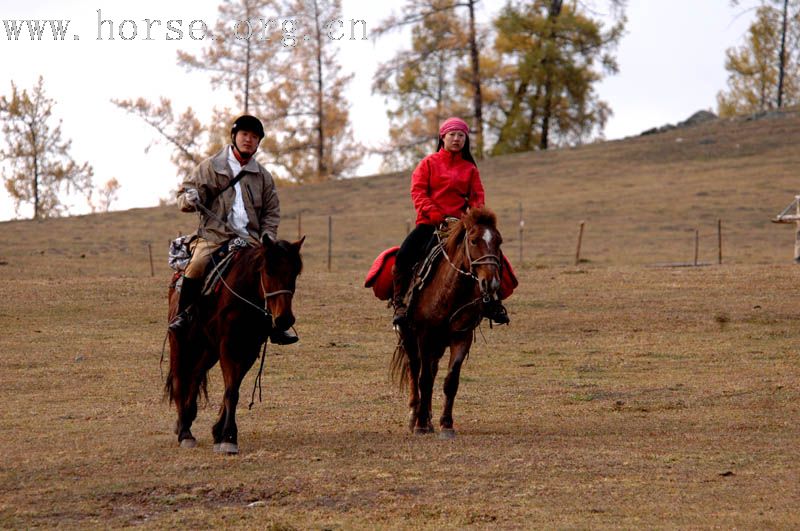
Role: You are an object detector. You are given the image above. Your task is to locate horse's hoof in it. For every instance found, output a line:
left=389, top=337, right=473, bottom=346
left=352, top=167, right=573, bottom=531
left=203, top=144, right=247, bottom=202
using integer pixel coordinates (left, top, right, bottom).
left=213, top=443, right=221, bottom=453
left=179, top=437, right=197, bottom=449
left=439, top=428, right=456, bottom=440
left=218, top=442, right=239, bottom=455
left=413, top=427, right=431, bottom=435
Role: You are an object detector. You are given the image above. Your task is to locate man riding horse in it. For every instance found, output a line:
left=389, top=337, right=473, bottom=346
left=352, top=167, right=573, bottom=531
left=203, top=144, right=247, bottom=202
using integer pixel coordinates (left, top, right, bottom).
left=169, top=114, right=297, bottom=345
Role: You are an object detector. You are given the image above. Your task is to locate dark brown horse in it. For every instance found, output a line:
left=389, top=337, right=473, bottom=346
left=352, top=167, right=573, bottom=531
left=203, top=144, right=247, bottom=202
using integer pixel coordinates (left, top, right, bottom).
left=165, top=234, right=304, bottom=454
left=391, top=207, right=504, bottom=438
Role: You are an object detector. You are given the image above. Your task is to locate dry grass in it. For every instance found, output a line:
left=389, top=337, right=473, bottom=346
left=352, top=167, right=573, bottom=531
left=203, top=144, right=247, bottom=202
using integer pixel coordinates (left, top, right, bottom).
left=1, top=112, right=799, bottom=529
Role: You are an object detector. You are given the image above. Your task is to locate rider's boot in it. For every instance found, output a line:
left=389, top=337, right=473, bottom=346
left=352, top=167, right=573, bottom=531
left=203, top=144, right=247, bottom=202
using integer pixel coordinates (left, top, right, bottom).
left=270, top=328, right=299, bottom=345
left=391, top=265, right=409, bottom=327
left=482, top=298, right=510, bottom=325
left=169, top=276, right=202, bottom=333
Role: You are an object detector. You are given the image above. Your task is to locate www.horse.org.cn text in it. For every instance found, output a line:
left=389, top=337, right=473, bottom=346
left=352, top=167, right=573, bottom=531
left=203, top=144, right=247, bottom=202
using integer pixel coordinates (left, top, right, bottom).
left=1, top=9, right=368, bottom=47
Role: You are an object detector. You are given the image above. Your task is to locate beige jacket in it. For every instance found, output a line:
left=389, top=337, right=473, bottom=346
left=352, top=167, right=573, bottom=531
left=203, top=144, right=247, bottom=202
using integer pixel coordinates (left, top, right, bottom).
left=177, top=147, right=280, bottom=245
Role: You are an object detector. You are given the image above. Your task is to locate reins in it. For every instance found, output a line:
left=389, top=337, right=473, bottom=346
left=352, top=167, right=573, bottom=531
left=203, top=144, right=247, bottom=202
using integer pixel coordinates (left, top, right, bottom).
left=195, top=207, right=295, bottom=409
left=436, top=225, right=502, bottom=282
left=435, top=221, right=503, bottom=330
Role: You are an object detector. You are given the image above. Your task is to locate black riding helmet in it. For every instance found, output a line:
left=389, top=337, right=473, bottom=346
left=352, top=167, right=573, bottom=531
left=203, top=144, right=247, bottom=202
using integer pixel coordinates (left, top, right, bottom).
left=231, top=115, right=265, bottom=159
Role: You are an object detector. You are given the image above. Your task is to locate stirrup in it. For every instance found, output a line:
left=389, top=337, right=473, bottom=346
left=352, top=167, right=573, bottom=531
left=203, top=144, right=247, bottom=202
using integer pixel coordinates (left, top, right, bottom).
left=168, top=310, right=191, bottom=332
left=484, top=302, right=510, bottom=325
left=270, top=329, right=299, bottom=345
left=392, top=305, right=407, bottom=326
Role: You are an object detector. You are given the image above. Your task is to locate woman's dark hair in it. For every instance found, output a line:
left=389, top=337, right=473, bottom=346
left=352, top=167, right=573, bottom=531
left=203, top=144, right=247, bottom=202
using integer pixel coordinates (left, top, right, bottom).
left=436, top=135, right=477, bottom=167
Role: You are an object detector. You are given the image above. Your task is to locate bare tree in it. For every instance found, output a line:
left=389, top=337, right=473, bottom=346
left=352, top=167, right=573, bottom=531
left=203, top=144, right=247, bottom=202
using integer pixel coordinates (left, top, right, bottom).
left=0, top=76, right=93, bottom=219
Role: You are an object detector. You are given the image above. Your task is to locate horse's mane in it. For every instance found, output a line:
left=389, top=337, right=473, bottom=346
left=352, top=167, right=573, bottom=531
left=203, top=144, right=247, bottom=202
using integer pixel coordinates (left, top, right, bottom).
left=234, top=244, right=266, bottom=275
left=444, top=207, right=498, bottom=255
left=228, top=239, right=303, bottom=280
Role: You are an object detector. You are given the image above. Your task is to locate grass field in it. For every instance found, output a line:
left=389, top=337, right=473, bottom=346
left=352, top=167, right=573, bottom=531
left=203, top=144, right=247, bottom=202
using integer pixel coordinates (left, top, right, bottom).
left=1, top=111, right=799, bottom=528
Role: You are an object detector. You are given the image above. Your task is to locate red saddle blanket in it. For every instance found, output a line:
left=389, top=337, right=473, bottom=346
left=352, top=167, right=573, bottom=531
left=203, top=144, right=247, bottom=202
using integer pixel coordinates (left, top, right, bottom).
left=364, top=246, right=518, bottom=301
left=364, top=247, right=400, bottom=300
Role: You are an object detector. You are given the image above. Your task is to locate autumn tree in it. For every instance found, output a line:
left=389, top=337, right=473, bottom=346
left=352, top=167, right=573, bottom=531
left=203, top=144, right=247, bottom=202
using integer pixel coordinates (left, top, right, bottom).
left=112, top=97, right=211, bottom=179
left=372, top=4, right=474, bottom=171
left=130, top=0, right=360, bottom=183
left=90, top=177, right=120, bottom=213
left=177, top=0, right=282, bottom=115
left=485, top=0, right=624, bottom=154
left=0, top=76, right=94, bottom=219
left=375, top=0, right=487, bottom=159
left=718, top=1, right=800, bottom=116
left=239, top=0, right=361, bottom=182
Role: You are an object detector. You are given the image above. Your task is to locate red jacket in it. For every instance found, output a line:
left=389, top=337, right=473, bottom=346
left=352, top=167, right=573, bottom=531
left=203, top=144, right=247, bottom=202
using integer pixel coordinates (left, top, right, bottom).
left=410, top=148, right=485, bottom=225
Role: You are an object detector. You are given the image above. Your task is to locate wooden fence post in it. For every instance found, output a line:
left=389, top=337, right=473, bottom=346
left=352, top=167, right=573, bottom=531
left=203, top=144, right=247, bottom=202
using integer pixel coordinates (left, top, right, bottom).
left=694, top=229, right=699, bottom=266
left=327, top=215, right=332, bottom=272
left=795, top=197, right=800, bottom=263
left=297, top=212, right=302, bottom=240
left=518, top=202, right=524, bottom=265
left=147, top=243, right=154, bottom=277
left=717, top=219, right=722, bottom=265
left=575, top=221, right=585, bottom=266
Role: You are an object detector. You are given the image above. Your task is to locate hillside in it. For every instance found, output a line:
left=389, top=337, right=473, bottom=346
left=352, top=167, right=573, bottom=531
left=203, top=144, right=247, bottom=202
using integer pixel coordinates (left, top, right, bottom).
left=2, top=109, right=800, bottom=278
left=1, top=110, right=799, bottom=528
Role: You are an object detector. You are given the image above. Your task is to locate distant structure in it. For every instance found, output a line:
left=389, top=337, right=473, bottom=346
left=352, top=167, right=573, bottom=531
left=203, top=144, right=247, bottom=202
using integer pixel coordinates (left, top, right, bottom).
left=772, top=195, right=800, bottom=262
left=640, top=110, right=718, bottom=136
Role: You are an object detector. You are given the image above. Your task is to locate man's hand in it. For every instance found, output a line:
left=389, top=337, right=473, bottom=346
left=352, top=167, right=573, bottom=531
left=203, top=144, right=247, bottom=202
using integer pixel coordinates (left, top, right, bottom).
left=184, top=188, right=200, bottom=207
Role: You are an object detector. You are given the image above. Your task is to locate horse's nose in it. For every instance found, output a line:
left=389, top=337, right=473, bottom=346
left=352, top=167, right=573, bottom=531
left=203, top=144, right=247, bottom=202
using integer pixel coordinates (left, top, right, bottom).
left=275, top=313, right=295, bottom=331
left=480, top=274, right=500, bottom=295
left=490, top=275, right=501, bottom=292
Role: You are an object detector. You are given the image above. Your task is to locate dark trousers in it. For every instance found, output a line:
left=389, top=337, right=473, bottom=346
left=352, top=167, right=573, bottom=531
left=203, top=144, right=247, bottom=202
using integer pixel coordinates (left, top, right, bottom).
left=395, top=223, right=435, bottom=276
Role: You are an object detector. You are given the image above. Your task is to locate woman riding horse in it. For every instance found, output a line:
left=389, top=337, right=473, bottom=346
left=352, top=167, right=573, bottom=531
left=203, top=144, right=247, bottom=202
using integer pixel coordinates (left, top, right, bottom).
left=392, top=116, right=509, bottom=327
left=392, top=206, right=507, bottom=437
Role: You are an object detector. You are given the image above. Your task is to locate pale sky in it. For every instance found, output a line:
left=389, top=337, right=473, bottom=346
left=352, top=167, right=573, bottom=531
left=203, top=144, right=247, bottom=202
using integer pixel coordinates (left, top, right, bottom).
left=0, top=1, right=756, bottom=221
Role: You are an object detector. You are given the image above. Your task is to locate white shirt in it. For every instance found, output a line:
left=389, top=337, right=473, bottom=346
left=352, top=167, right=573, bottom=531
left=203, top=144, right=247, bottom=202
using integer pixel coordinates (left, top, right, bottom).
left=227, top=146, right=250, bottom=239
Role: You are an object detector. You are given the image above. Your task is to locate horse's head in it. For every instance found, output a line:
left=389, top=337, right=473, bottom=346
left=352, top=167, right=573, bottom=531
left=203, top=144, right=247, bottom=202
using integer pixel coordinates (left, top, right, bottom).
left=447, top=207, right=503, bottom=299
left=260, top=234, right=304, bottom=332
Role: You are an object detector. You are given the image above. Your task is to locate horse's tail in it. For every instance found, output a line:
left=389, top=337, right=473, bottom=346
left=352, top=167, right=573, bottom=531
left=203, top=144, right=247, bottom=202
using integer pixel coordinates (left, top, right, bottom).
left=390, top=339, right=409, bottom=392
left=163, top=332, right=209, bottom=406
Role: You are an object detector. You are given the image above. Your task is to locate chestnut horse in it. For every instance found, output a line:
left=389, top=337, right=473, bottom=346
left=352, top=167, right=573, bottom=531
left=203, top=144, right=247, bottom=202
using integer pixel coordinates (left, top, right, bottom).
left=391, top=207, right=504, bottom=438
left=165, top=234, right=304, bottom=454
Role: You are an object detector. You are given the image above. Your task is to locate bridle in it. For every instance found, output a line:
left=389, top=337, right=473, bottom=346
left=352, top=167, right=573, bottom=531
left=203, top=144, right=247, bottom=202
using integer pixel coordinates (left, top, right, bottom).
left=439, top=225, right=502, bottom=289
left=436, top=223, right=503, bottom=330
left=259, top=278, right=294, bottom=319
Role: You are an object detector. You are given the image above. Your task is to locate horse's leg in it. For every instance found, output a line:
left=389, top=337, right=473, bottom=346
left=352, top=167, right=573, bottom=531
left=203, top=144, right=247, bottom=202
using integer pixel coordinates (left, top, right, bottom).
left=439, top=333, right=473, bottom=439
left=212, top=344, right=257, bottom=455
left=404, top=337, right=422, bottom=433
left=168, top=333, right=200, bottom=448
left=415, top=338, right=444, bottom=435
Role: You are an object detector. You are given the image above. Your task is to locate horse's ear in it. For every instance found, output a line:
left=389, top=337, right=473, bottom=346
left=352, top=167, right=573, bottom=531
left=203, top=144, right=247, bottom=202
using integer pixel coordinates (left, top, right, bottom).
left=292, top=235, right=306, bottom=251
left=262, top=233, right=276, bottom=249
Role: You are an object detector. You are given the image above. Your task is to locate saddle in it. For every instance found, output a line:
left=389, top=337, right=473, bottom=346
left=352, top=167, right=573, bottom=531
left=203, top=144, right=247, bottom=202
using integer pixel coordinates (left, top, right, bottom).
left=365, top=232, right=519, bottom=302
left=363, top=232, right=444, bottom=306
left=169, top=237, right=251, bottom=296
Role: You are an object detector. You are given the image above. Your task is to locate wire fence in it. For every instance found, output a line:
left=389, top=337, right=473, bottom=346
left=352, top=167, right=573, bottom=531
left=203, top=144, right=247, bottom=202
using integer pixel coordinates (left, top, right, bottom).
left=4, top=206, right=793, bottom=279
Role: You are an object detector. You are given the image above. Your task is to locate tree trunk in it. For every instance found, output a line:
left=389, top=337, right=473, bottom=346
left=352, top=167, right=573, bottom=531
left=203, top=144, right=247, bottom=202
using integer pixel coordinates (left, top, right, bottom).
left=539, top=0, right=563, bottom=151
left=312, top=0, right=326, bottom=178
left=467, top=0, right=484, bottom=159
left=31, top=125, right=39, bottom=220
left=526, top=83, right=542, bottom=150
left=777, top=0, right=789, bottom=108
left=33, top=153, right=39, bottom=220
left=540, top=79, right=553, bottom=150
left=244, top=40, right=251, bottom=113
left=493, top=78, right=529, bottom=154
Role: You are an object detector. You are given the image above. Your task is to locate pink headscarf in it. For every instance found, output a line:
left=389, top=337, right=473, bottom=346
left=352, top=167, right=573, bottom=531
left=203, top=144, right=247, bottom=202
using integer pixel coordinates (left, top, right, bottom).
left=439, top=117, right=469, bottom=137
